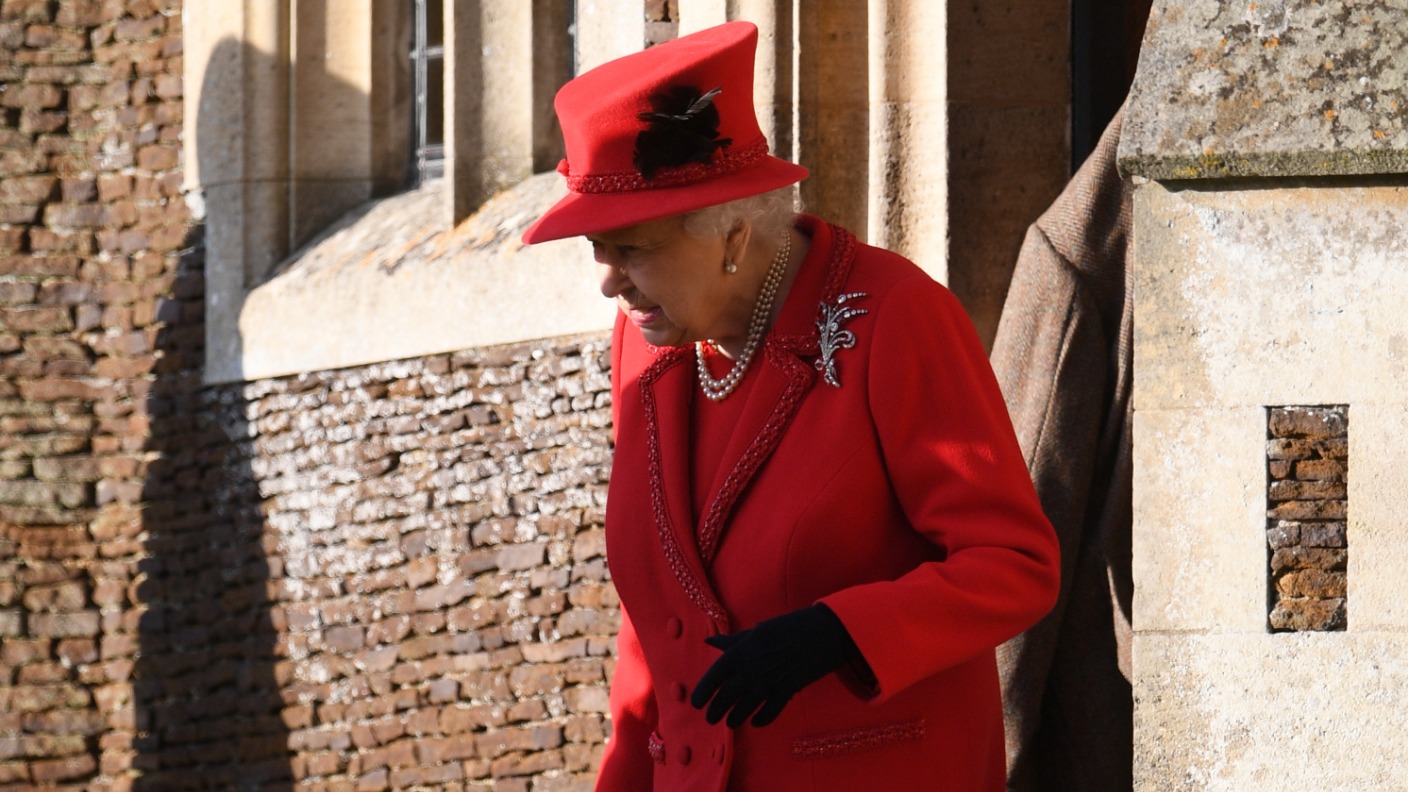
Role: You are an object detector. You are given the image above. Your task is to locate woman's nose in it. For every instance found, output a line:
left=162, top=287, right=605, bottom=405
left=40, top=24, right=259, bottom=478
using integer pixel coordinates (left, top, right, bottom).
left=598, top=261, right=629, bottom=299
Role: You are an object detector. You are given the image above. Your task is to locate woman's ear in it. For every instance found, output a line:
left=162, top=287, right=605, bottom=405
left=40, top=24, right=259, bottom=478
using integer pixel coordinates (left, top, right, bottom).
left=725, top=219, right=751, bottom=264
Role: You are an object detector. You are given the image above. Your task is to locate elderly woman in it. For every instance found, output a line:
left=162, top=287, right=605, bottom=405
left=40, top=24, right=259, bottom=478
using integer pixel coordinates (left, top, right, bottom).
left=522, top=21, right=1059, bottom=792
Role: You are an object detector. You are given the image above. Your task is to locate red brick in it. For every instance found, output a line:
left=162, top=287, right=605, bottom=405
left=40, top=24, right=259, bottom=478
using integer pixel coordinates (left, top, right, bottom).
left=0, top=281, right=35, bottom=305
left=19, top=108, right=66, bottom=134
left=30, top=753, right=97, bottom=783
left=19, top=379, right=103, bottom=406
left=29, top=228, right=92, bottom=253
left=2, top=305, right=74, bottom=332
left=37, top=279, right=92, bottom=304
left=22, top=335, right=87, bottom=361
left=96, top=172, right=132, bottom=201
left=22, top=580, right=87, bottom=611
left=43, top=203, right=105, bottom=228
left=0, top=175, right=57, bottom=203
left=56, top=0, right=126, bottom=27
left=152, top=72, right=180, bottom=98
left=113, top=13, right=162, bottom=41
left=27, top=611, right=99, bottom=634
left=0, top=637, right=51, bottom=665
left=93, top=354, right=154, bottom=378
left=135, top=144, right=176, bottom=171
left=0, top=205, right=40, bottom=223
left=0, top=254, right=79, bottom=278
left=0, top=0, right=54, bottom=22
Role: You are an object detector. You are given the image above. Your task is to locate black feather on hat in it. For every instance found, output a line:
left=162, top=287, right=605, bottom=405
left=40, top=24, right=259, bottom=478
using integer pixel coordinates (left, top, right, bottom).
left=634, top=86, right=733, bottom=181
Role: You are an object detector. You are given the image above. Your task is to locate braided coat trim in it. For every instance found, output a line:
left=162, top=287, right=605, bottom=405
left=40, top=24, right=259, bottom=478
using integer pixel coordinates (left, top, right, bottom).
left=639, top=348, right=729, bottom=623
left=791, top=720, right=926, bottom=760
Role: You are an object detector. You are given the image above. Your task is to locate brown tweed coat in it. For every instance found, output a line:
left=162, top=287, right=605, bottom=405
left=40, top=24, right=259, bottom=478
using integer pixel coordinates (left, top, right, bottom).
left=990, top=108, right=1134, bottom=791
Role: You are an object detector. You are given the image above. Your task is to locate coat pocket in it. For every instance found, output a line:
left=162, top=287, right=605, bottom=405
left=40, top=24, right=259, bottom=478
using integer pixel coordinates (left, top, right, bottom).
left=791, top=719, right=926, bottom=760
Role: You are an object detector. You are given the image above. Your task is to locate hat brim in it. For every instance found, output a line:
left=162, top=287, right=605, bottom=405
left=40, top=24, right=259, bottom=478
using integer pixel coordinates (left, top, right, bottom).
left=521, top=156, right=808, bottom=244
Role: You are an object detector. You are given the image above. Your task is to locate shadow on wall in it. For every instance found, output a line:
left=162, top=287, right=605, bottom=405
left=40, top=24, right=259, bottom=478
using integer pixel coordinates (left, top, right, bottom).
left=129, top=29, right=618, bottom=791
left=131, top=243, right=294, bottom=785
left=125, top=32, right=360, bottom=789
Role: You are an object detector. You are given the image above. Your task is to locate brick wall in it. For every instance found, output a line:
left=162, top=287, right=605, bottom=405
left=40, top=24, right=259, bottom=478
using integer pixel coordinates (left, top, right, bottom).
left=1, top=0, right=192, bottom=788
left=133, top=337, right=615, bottom=791
left=2, top=2, right=621, bottom=790
left=1267, top=405, right=1348, bottom=632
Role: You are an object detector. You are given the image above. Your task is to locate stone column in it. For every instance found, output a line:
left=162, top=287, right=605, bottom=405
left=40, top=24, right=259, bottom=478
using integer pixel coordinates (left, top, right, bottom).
left=184, top=1, right=293, bottom=379
left=946, top=0, right=1068, bottom=348
left=446, top=2, right=572, bottom=226
left=575, top=0, right=647, bottom=73
left=1121, top=1, right=1408, bottom=787
left=794, top=1, right=870, bottom=237
left=288, top=0, right=375, bottom=250
left=867, top=0, right=947, bottom=283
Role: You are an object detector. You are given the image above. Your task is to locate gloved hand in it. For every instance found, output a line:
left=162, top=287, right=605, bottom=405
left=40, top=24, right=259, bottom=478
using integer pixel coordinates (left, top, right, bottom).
left=690, top=603, right=864, bottom=728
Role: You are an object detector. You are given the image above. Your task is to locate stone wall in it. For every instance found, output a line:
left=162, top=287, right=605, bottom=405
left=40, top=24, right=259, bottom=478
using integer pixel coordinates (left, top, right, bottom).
left=2, top=2, right=621, bottom=790
left=1266, top=405, right=1347, bottom=632
left=1, top=0, right=192, bottom=788
left=133, top=335, right=615, bottom=791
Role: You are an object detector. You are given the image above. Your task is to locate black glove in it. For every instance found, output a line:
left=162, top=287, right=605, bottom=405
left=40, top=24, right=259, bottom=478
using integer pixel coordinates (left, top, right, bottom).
left=690, top=603, right=864, bottom=728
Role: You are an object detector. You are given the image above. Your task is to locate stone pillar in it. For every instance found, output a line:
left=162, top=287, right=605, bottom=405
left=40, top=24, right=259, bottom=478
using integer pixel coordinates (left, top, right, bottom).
left=794, top=1, right=870, bottom=237
left=868, top=0, right=947, bottom=283
left=185, top=1, right=292, bottom=378
left=946, top=0, right=1068, bottom=348
left=288, top=0, right=375, bottom=250
left=446, top=2, right=572, bottom=226
left=1121, top=1, right=1408, bottom=787
left=575, top=0, right=647, bottom=73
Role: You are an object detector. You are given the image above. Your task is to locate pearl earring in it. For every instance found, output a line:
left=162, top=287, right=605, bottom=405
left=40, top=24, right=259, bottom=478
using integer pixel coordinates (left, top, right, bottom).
left=724, top=257, right=737, bottom=273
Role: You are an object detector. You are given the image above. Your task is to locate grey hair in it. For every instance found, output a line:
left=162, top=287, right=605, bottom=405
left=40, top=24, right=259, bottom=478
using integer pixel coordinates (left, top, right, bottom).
left=681, top=185, right=800, bottom=247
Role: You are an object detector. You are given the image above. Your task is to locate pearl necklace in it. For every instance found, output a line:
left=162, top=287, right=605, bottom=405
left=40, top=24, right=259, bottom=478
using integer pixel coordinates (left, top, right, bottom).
left=695, top=232, right=792, bottom=402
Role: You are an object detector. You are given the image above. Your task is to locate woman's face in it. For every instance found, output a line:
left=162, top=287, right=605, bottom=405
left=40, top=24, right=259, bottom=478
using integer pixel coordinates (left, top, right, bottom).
left=588, top=215, right=740, bottom=349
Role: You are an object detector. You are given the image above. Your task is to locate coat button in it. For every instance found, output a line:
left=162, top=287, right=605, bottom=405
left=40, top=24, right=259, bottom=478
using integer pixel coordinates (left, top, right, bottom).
left=672, top=682, right=687, bottom=702
left=678, top=745, right=692, bottom=766
left=666, top=616, right=683, bottom=638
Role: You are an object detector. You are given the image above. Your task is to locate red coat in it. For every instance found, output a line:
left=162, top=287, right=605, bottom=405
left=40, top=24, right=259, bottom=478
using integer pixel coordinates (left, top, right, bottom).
left=599, top=217, right=1059, bottom=792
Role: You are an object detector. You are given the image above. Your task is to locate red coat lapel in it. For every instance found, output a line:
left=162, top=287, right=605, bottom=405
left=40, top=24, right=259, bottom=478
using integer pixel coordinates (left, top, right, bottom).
left=633, top=217, right=859, bottom=618
left=638, top=347, right=729, bottom=624
left=696, top=346, right=816, bottom=565
left=692, top=220, right=858, bottom=566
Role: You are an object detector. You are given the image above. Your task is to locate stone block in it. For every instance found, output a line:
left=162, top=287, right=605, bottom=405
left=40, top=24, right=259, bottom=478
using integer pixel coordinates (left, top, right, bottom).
left=1269, top=407, right=1347, bottom=439
left=28, top=612, right=100, bottom=638
left=1134, top=407, right=1267, bottom=631
left=30, top=753, right=97, bottom=784
left=1136, top=633, right=1408, bottom=789
left=1133, top=184, right=1408, bottom=409
left=1275, top=569, right=1347, bottom=599
left=1, top=82, right=62, bottom=108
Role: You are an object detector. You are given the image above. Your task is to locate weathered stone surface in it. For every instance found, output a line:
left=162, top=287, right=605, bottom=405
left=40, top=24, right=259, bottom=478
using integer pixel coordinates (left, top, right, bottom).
left=1121, top=0, right=1408, bottom=179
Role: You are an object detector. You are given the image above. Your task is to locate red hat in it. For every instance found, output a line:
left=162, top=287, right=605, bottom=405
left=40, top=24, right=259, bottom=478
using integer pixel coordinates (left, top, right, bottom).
left=521, top=21, right=808, bottom=245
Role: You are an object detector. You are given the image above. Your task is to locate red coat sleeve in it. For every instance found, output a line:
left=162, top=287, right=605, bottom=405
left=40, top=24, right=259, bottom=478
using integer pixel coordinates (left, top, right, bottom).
left=820, top=275, right=1060, bottom=702
left=594, top=604, right=657, bottom=792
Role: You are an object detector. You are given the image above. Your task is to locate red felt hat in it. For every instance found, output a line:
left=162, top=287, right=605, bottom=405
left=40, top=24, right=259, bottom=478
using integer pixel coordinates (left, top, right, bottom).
left=521, top=21, right=808, bottom=245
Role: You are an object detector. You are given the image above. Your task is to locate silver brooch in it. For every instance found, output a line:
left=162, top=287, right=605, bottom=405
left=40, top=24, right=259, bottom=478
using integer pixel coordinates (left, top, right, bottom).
left=815, top=292, right=868, bottom=387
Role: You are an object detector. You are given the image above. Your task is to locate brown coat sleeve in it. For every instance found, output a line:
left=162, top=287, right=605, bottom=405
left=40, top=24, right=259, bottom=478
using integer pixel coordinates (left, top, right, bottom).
left=988, top=106, right=1134, bottom=792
